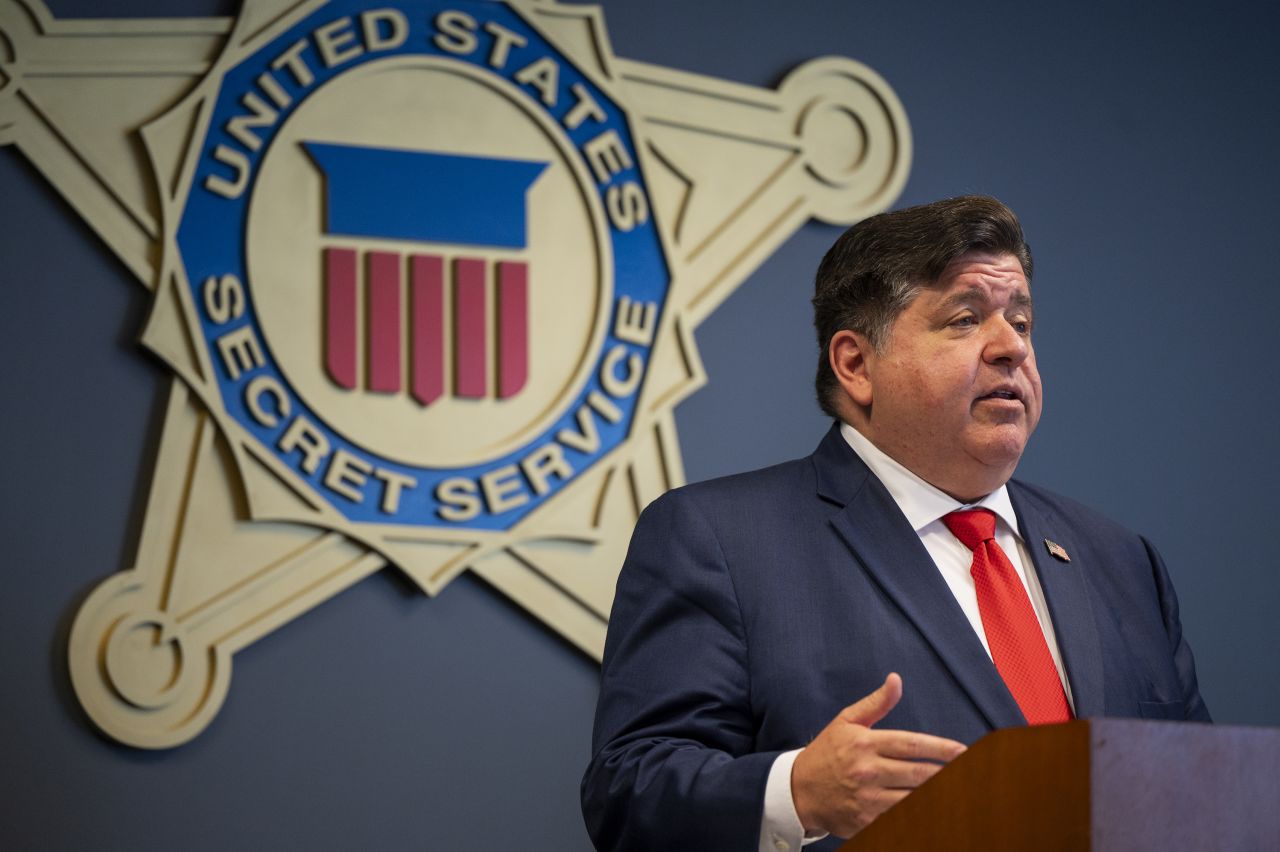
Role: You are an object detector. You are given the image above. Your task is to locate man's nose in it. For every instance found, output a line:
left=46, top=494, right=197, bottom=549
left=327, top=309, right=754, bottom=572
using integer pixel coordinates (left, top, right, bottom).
left=983, top=319, right=1029, bottom=365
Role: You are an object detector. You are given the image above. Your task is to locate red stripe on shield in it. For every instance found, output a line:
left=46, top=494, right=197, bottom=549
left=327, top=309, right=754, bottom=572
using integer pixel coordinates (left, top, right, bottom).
left=497, top=261, right=528, bottom=399
left=410, top=254, right=445, bottom=406
left=367, top=251, right=402, bottom=393
left=325, top=247, right=358, bottom=389
left=454, top=258, right=487, bottom=399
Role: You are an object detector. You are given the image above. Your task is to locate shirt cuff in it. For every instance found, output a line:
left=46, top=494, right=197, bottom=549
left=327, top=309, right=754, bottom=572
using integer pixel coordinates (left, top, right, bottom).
left=759, top=749, right=829, bottom=852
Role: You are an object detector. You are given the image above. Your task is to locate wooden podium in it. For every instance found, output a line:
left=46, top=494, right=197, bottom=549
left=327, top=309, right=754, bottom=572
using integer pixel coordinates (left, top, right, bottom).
left=840, top=719, right=1280, bottom=851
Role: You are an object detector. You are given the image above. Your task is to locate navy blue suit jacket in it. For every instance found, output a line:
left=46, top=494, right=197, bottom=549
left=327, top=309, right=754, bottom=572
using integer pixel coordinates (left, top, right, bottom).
left=582, top=424, right=1209, bottom=851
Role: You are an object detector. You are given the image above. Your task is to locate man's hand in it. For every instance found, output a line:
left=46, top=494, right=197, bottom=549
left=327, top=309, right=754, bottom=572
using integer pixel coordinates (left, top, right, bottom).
left=790, top=673, right=967, bottom=838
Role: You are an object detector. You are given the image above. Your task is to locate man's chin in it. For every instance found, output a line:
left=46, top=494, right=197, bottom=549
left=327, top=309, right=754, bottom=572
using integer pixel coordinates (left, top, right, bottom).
left=966, top=431, right=1028, bottom=475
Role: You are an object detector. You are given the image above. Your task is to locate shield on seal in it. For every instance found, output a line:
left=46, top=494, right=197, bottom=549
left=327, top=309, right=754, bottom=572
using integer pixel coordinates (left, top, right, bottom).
left=304, top=143, right=547, bottom=406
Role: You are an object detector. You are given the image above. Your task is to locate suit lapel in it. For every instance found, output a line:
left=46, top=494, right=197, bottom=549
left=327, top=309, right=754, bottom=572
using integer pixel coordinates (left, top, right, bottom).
left=812, top=426, right=1025, bottom=729
left=1009, top=485, right=1106, bottom=718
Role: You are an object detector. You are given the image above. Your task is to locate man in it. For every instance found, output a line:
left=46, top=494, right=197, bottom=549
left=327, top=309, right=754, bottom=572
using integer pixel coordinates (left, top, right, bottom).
left=581, top=196, right=1209, bottom=852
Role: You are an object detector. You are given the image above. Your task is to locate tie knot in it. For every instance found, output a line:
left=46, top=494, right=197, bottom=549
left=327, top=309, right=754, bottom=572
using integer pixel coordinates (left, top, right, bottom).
left=942, top=509, right=997, bottom=551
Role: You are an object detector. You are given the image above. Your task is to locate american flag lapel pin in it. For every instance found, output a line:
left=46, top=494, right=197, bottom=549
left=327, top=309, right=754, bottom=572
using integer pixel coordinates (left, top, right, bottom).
left=1044, top=539, right=1071, bottom=562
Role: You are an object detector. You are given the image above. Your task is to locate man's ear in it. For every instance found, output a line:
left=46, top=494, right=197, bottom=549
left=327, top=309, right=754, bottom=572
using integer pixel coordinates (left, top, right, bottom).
left=829, top=329, right=874, bottom=408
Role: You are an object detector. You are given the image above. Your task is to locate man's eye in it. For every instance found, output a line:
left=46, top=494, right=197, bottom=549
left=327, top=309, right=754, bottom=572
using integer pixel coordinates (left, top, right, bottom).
left=951, top=315, right=977, bottom=328
left=1012, top=320, right=1032, bottom=335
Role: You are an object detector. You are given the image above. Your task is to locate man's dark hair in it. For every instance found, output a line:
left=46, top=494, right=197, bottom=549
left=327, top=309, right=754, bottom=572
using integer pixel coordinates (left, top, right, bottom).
left=812, top=195, right=1033, bottom=418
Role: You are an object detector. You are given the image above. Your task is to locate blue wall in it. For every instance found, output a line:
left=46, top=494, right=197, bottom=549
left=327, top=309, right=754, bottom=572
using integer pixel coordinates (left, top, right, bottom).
left=2, top=1, right=1277, bottom=849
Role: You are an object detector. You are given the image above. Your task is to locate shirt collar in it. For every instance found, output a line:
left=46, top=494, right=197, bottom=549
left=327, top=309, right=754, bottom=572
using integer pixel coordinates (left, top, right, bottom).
left=838, top=421, right=1023, bottom=539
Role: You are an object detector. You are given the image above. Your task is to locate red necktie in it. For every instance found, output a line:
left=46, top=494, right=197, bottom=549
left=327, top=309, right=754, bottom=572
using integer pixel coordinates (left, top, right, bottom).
left=942, top=509, right=1072, bottom=725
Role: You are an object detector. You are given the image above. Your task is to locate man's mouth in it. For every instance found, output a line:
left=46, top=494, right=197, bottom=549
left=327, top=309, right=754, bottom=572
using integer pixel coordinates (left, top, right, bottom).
left=978, top=389, right=1021, bottom=402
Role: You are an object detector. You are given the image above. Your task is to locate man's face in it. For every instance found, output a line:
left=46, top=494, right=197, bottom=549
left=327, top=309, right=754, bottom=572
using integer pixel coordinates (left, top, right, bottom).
left=857, top=251, right=1042, bottom=500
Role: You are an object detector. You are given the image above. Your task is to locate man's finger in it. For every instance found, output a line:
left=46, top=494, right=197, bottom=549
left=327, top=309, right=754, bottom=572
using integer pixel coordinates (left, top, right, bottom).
left=840, top=672, right=903, bottom=727
left=874, top=729, right=967, bottom=763
left=869, top=756, right=947, bottom=789
left=870, top=787, right=911, bottom=811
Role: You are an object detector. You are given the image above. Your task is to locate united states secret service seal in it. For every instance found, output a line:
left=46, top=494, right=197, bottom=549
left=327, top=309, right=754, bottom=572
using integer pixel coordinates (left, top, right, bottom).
left=0, top=0, right=910, bottom=746
left=181, top=1, right=668, bottom=532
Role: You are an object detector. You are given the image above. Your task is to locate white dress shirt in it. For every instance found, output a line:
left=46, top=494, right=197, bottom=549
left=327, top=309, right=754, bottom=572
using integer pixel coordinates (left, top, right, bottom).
left=758, top=423, right=1074, bottom=852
